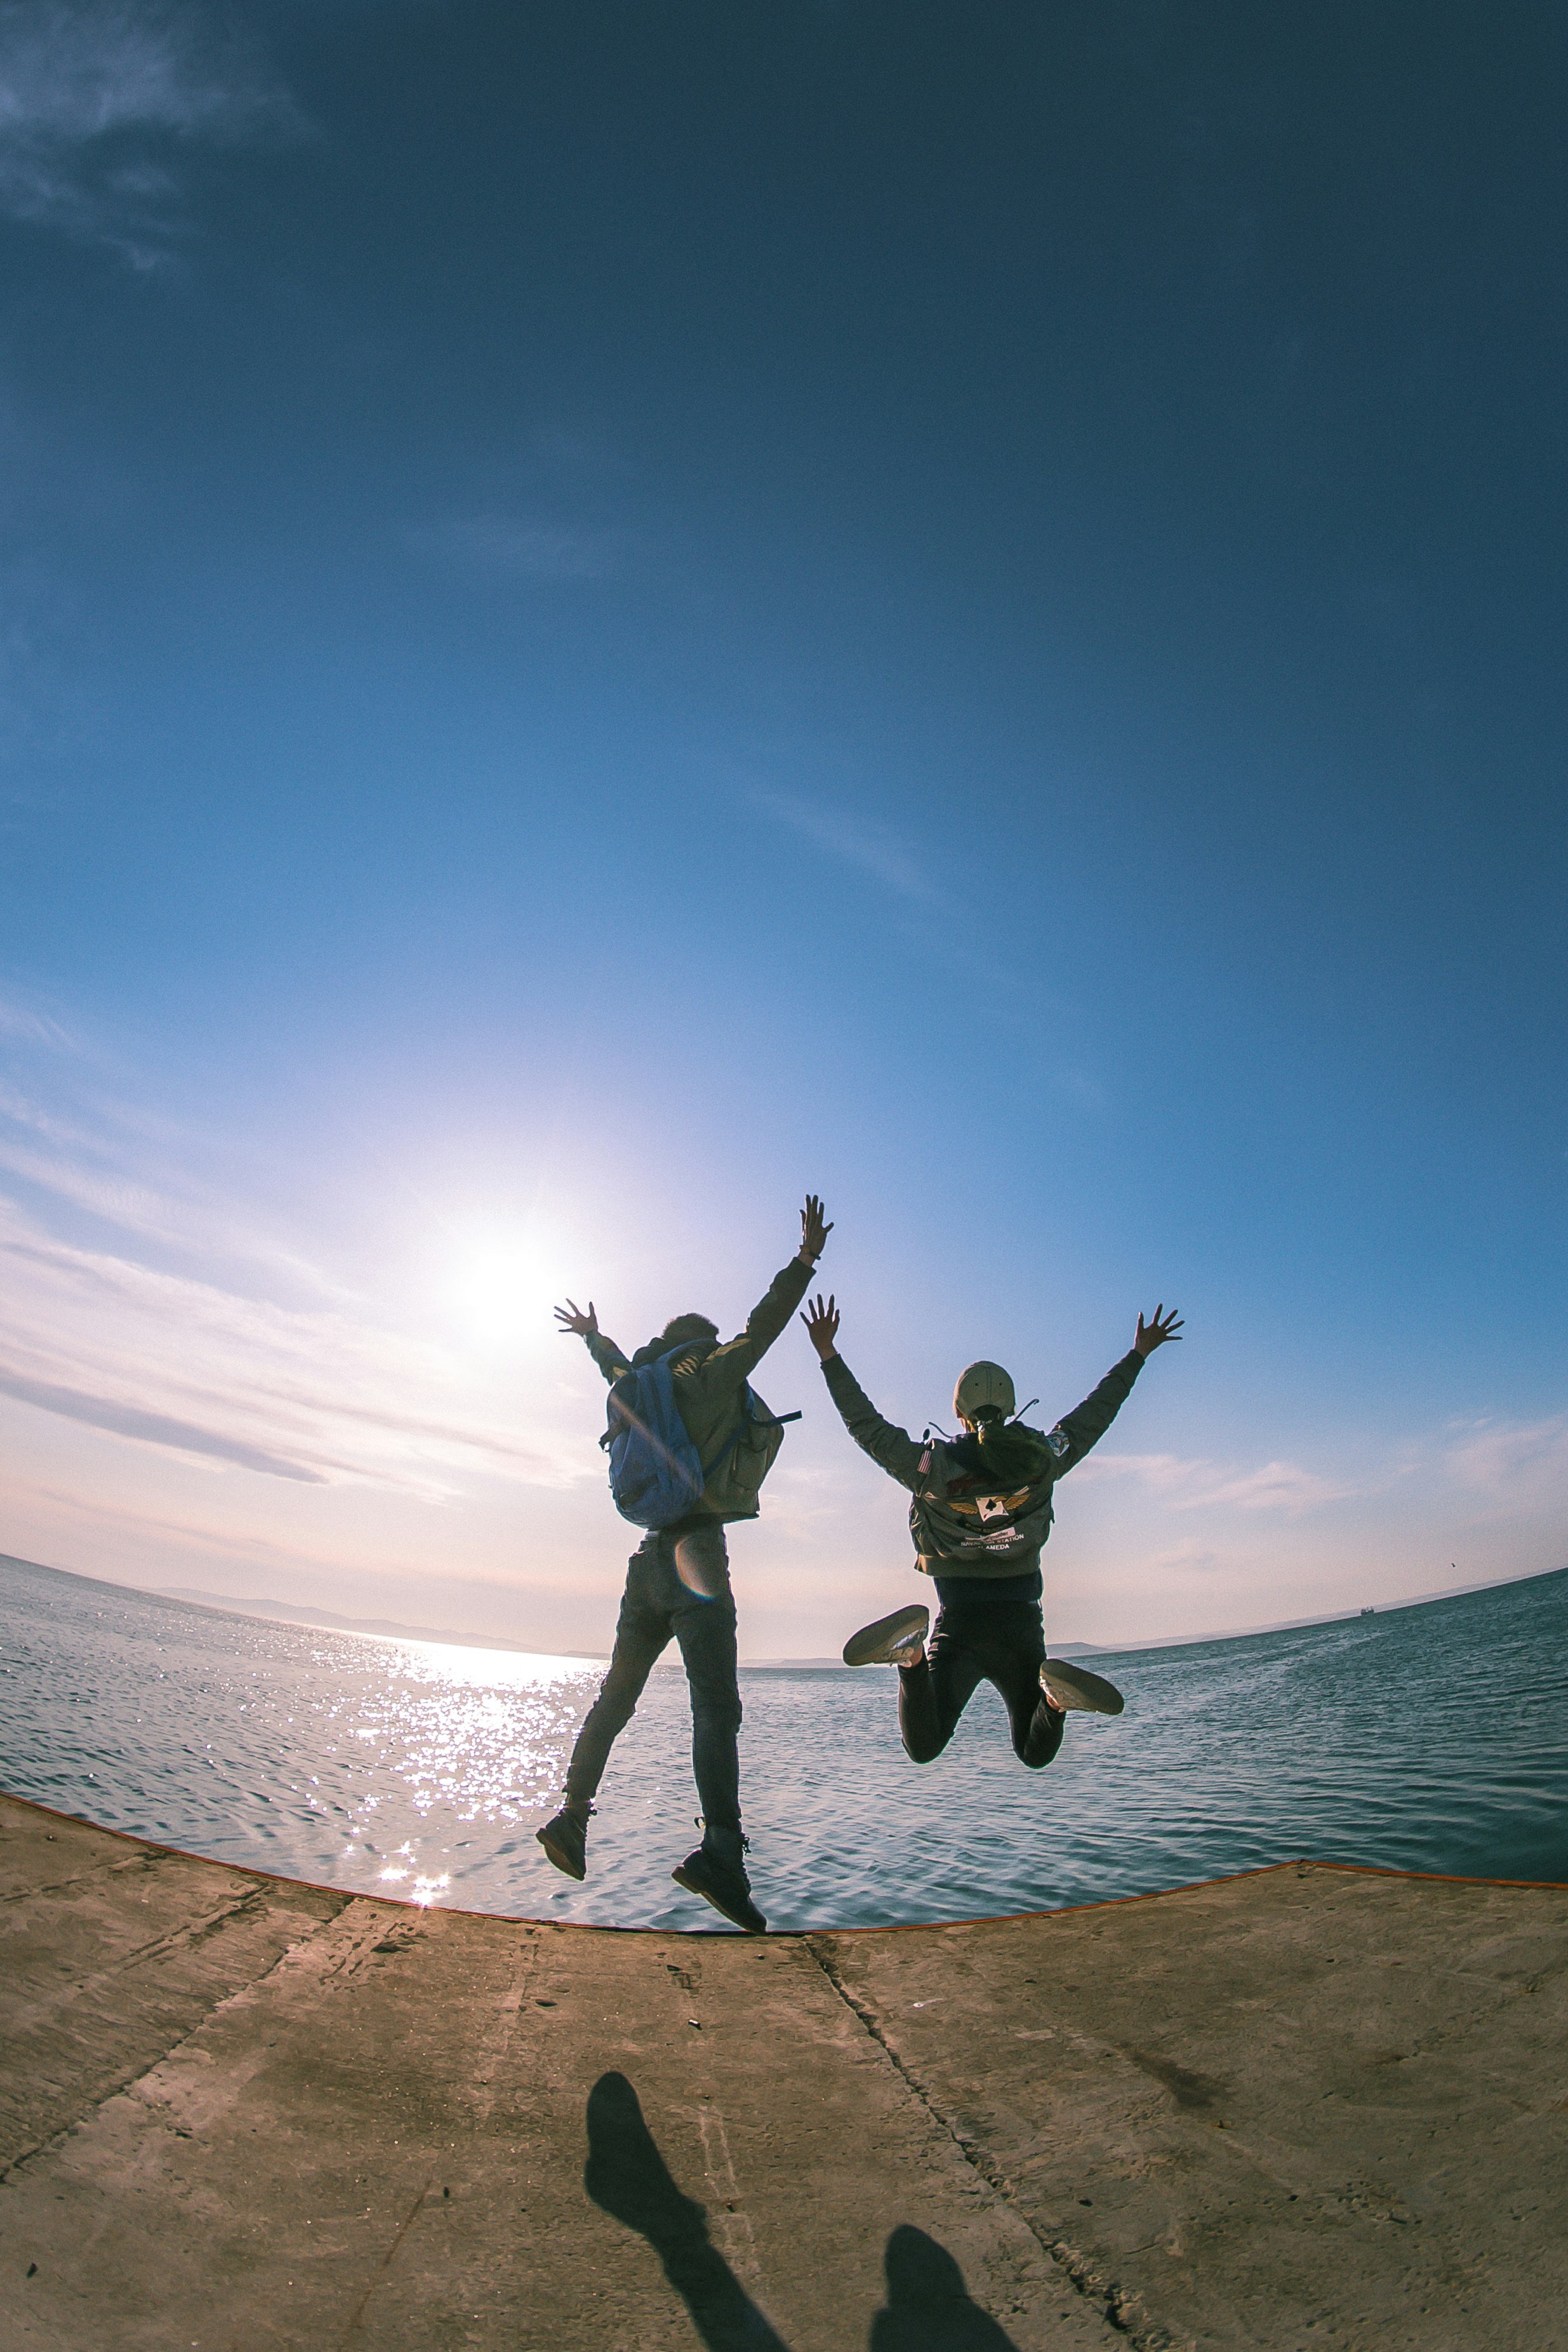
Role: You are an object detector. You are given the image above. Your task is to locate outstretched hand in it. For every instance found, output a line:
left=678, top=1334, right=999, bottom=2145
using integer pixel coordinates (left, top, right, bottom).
left=801, top=1292, right=840, bottom=1361
left=1134, top=1304, right=1183, bottom=1357
left=799, top=1193, right=834, bottom=1263
left=554, top=1298, right=599, bottom=1340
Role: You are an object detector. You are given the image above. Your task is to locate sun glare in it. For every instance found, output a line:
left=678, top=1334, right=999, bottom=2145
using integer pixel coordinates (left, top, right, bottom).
left=444, top=1227, right=569, bottom=1350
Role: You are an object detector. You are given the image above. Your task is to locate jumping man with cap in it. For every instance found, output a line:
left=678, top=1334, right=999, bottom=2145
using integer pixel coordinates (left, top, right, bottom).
left=800, top=1297, right=1182, bottom=1769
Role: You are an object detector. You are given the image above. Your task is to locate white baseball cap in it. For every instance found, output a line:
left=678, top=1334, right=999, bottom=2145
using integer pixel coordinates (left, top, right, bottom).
left=953, top=1360, right=1016, bottom=1425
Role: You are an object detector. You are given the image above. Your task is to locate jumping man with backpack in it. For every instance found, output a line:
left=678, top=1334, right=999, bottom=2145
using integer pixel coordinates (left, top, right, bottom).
left=538, top=1195, right=832, bottom=1932
left=800, top=1293, right=1183, bottom=1771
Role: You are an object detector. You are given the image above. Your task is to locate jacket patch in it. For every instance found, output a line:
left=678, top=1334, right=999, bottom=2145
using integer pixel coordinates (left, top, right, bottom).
left=1047, top=1425, right=1070, bottom=1458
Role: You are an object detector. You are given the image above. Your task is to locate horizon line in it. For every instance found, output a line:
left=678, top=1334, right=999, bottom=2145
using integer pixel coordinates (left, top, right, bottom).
left=3, top=1550, right=1562, bottom=1668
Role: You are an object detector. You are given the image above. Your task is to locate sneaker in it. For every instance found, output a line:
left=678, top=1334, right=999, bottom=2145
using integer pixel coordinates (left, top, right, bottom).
left=671, top=1846, right=767, bottom=1935
left=1040, top=1659, right=1124, bottom=1716
left=536, top=1806, right=590, bottom=1880
left=842, top=1604, right=930, bottom=1667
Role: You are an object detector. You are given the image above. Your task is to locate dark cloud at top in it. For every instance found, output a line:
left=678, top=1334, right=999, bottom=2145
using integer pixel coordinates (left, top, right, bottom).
left=0, top=0, right=302, bottom=263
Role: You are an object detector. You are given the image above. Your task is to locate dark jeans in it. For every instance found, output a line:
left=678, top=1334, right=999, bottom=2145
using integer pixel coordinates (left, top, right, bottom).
left=564, top=1521, right=743, bottom=1833
left=897, top=1572, right=1065, bottom=1771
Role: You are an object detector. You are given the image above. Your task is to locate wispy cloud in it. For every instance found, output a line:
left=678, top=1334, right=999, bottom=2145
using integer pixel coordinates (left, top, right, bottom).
left=743, top=781, right=1091, bottom=1085
left=0, top=1014, right=588, bottom=1494
left=1085, top=1414, right=1568, bottom=1529
left=0, top=1133, right=171, bottom=1229
left=1077, top=1449, right=1358, bottom=1515
left=0, top=1, right=301, bottom=263
left=0, top=1200, right=575, bottom=1494
left=411, top=515, right=622, bottom=581
left=0, top=992, right=76, bottom=1051
left=747, top=785, right=938, bottom=904
left=3, top=1473, right=503, bottom=1596
left=0, top=1026, right=353, bottom=1292
left=0, top=1366, right=329, bottom=1482
left=1444, top=1414, right=1568, bottom=1511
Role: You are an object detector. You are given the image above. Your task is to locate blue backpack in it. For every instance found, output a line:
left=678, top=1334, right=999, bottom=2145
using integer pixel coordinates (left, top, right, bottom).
left=601, top=1348, right=799, bottom=1529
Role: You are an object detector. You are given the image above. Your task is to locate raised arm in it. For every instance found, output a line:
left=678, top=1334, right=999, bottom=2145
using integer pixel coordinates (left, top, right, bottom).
left=702, top=1193, right=833, bottom=1390
left=1047, top=1305, right=1182, bottom=1475
left=553, top=1298, right=631, bottom=1385
left=801, top=1293, right=926, bottom=1490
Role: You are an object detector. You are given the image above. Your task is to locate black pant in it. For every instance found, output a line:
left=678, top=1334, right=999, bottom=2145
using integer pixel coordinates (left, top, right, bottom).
left=564, top=1522, right=743, bottom=1832
left=897, top=1575, right=1065, bottom=1771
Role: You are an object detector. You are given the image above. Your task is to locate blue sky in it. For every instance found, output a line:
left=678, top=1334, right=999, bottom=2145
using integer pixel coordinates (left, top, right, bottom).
left=1, top=1, right=1564, bottom=1656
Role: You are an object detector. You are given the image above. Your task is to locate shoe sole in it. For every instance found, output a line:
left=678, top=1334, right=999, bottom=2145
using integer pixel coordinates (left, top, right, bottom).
left=843, top=1604, right=931, bottom=1666
left=1041, top=1658, right=1125, bottom=1715
left=670, top=1863, right=767, bottom=1935
left=536, top=1826, right=586, bottom=1881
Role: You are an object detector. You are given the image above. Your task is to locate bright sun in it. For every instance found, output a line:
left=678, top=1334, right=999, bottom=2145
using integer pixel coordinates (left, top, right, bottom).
left=445, top=1230, right=567, bottom=1349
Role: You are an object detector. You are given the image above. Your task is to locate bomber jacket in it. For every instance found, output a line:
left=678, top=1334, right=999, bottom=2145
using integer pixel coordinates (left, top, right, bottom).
left=583, top=1253, right=815, bottom=1522
left=820, top=1348, right=1144, bottom=1579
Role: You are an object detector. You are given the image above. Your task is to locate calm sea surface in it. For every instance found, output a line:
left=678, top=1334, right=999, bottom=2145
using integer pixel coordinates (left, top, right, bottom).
left=1, top=1553, right=1564, bottom=1930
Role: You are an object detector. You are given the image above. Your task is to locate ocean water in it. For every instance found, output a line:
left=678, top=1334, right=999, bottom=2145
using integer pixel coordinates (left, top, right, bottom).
left=1, top=1552, right=1564, bottom=1930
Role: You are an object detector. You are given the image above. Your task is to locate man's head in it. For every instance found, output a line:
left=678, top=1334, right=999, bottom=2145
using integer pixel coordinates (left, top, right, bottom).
left=661, top=1313, right=719, bottom=1348
left=631, top=1311, right=720, bottom=1368
left=953, top=1359, right=1016, bottom=1432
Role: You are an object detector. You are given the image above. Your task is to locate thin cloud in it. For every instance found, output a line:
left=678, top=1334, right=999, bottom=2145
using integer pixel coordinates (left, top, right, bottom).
left=0, top=1065, right=357, bottom=1296
left=745, top=778, right=1100, bottom=1098
left=1077, top=1449, right=1356, bottom=1515
left=0, top=1190, right=583, bottom=1498
left=748, top=785, right=938, bottom=905
left=1088, top=1416, right=1568, bottom=1529
left=0, top=1, right=302, bottom=263
left=0, top=1080, right=96, bottom=1145
left=1445, top=1414, right=1568, bottom=1509
left=0, top=1367, right=328, bottom=1482
left=0, top=993, right=75, bottom=1051
left=1198, top=1459, right=1355, bottom=1512
left=411, top=515, right=621, bottom=581
left=4, top=1477, right=449, bottom=1589
left=0, top=1134, right=171, bottom=1230
left=236, top=1377, right=553, bottom=1470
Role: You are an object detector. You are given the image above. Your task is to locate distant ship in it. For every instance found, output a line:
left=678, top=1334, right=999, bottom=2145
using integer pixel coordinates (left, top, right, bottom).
left=1360, top=1606, right=1376, bottom=1617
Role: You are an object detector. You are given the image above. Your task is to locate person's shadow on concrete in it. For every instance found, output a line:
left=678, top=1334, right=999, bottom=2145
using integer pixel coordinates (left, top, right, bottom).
left=584, top=2071, right=1020, bottom=2352
left=872, top=2223, right=1021, bottom=2351
left=584, top=2071, right=788, bottom=2351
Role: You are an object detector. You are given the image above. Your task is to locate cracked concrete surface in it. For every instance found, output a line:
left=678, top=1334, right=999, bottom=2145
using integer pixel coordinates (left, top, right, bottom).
left=1, top=1794, right=1564, bottom=2351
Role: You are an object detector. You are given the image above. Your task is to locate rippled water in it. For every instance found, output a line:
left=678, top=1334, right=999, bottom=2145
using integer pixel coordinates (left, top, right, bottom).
left=1, top=1552, right=1564, bottom=1929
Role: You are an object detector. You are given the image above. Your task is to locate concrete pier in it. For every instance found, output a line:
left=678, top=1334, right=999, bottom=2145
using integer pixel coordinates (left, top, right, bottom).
left=1, top=1791, right=1564, bottom=2351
